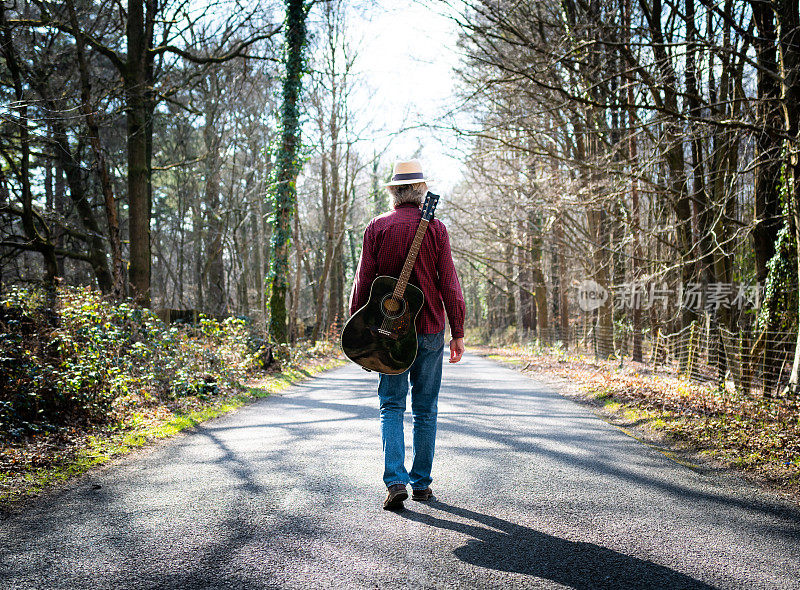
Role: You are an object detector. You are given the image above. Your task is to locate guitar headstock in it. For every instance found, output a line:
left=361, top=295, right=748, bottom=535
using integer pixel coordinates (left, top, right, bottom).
left=421, top=191, right=440, bottom=221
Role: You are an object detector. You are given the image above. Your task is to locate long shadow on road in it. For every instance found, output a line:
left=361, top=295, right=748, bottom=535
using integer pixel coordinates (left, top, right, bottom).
left=267, top=371, right=800, bottom=531
left=399, top=501, right=717, bottom=589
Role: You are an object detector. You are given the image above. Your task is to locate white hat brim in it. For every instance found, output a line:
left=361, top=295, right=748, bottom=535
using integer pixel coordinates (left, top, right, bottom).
left=384, top=177, right=433, bottom=187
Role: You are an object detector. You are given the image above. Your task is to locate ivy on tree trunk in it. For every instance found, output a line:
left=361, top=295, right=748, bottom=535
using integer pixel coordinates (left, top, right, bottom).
left=267, top=0, right=308, bottom=343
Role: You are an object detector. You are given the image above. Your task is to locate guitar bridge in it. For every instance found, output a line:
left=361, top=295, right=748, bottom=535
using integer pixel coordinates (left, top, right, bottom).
left=370, top=326, right=399, bottom=340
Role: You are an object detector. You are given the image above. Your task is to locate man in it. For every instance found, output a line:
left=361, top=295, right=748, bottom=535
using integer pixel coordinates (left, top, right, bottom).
left=349, top=159, right=466, bottom=510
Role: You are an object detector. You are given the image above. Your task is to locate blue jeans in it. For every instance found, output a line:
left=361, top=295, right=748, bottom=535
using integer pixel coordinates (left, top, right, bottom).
left=378, top=330, right=444, bottom=490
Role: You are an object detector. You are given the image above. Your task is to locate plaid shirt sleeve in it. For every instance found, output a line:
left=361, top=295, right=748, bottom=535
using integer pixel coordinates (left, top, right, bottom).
left=349, top=221, right=376, bottom=315
left=436, top=223, right=466, bottom=339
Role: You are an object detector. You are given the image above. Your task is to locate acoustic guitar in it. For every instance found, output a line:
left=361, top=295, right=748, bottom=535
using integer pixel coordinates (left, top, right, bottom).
left=341, top=192, right=440, bottom=374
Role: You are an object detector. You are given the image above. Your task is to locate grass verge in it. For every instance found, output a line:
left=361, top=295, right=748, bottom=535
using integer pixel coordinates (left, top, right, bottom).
left=0, top=355, right=346, bottom=511
left=472, top=344, right=800, bottom=502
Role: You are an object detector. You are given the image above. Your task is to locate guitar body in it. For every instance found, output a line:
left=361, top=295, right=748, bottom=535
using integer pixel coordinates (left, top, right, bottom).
left=341, top=276, right=425, bottom=375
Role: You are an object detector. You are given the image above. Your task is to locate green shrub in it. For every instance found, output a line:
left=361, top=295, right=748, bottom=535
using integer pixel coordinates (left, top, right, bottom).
left=0, top=286, right=258, bottom=439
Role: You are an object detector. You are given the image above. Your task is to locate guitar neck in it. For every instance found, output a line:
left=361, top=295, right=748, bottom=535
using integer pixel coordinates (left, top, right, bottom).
left=392, top=218, right=429, bottom=300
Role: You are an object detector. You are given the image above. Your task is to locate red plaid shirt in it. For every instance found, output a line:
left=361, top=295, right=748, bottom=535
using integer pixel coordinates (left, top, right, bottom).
left=349, top=203, right=466, bottom=339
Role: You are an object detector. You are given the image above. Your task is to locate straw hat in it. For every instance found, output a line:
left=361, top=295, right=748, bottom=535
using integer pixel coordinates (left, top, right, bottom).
left=385, top=159, right=432, bottom=186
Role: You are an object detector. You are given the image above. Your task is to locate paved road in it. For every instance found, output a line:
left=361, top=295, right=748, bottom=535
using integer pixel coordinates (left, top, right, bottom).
left=2, top=353, right=800, bottom=589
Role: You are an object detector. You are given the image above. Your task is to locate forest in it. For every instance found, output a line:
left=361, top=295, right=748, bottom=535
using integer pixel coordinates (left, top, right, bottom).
left=1, top=0, right=800, bottom=400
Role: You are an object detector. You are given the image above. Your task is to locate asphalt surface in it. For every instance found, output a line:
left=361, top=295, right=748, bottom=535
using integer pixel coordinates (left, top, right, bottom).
left=2, top=352, right=800, bottom=589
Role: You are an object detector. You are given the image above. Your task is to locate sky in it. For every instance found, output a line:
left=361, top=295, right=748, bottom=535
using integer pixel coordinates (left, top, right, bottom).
left=346, top=1, right=470, bottom=194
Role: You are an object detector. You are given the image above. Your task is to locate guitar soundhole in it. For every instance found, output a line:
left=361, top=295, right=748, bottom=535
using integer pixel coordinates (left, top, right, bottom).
left=380, top=295, right=406, bottom=319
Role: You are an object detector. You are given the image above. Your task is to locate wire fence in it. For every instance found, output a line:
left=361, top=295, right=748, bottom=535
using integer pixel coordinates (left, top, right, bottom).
left=520, top=322, right=798, bottom=398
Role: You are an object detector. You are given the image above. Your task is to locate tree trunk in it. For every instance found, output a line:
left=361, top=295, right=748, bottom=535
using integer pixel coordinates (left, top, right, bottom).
left=530, top=219, right=549, bottom=340
left=588, top=206, right=613, bottom=358
left=504, top=240, right=516, bottom=329
left=642, top=0, right=696, bottom=330
left=312, top=158, right=334, bottom=342
left=257, top=163, right=271, bottom=324
left=268, top=0, right=308, bottom=343
left=0, top=5, right=58, bottom=291
left=49, top=121, right=114, bottom=293
left=126, top=0, right=153, bottom=306
left=289, top=202, right=302, bottom=343
left=193, top=203, right=205, bottom=311
left=54, top=158, right=66, bottom=278
left=775, top=0, right=800, bottom=391
left=66, top=0, right=124, bottom=299
left=517, top=217, right=533, bottom=335
left=627, top=0, right=643, bottom=361
left=328, top=250, right=344, bottom=330
left=751, top=1, right=783, bottom=285
left=203, top=94, right=227, bottom=316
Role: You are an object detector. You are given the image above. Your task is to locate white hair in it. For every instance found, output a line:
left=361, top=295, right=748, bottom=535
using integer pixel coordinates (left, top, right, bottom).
left=388, top=182, right=427, bottom=207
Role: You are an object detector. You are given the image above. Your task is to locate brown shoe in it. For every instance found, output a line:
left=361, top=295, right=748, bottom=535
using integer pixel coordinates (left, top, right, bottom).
left=383, top=484, right=408, bottom=510
left=411, top=487, right=433, bottom=501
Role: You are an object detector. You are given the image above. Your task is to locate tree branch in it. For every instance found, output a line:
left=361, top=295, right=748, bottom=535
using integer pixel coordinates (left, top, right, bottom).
left=150, top=27, right=281, bottom=63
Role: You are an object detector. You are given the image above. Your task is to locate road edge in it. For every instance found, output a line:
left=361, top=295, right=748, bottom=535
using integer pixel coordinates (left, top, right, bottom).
left=0, top=357, right=348, bottom=517
left=470, top=347, right=800, bottom=508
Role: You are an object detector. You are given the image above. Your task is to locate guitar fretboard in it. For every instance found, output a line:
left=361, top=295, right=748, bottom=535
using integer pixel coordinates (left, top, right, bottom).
left=392, top=218, right=429, bottom=301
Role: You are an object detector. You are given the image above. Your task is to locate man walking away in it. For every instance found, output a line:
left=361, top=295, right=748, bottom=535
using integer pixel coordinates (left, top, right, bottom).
left=349, top=159, right=466, bottom=510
